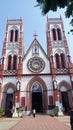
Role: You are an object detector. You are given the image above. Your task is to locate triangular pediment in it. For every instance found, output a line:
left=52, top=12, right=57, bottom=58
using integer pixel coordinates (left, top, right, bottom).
left=23, top=38, right=48, bottom=60
left=23, top=38, right=50, bottom=74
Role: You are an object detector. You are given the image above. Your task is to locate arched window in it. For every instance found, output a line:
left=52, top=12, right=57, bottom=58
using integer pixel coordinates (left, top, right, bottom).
left=13, top=55, right=17, bottom=70
left=61, top=53, right=66, bottom=68
left=9, top=28, right=18, bottom=42
left=57, top=28, right=62, bottom=40
left=52, top=28, right=56, bottom=40
left=15, top=30, right=18, bottom=42
left=10, top=30, right=13, bottom=42
left=55, top=54, right=60, bottom=68
left=32, top=45, right=39, bottom=54
left=32, top=82, right=42, bottom=93
left=8, top=55, right=12, bottom=70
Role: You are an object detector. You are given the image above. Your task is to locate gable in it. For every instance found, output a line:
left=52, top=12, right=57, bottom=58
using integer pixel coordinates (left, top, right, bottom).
left=23, top=39, right=51, bottom=74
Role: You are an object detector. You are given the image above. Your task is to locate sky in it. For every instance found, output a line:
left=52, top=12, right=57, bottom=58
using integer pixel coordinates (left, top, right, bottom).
left=0, top=0, right=73, bottom=61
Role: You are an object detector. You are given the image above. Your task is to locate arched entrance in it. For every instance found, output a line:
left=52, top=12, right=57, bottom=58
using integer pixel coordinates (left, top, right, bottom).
left=5, top=88, right=14, bottom=116
left=32, top=82, right=43, bottom=113
left=26, top=76, right=48, bottom=113
left=61, top=91, right=69, bottom=112
left=2, top=83, right=16, bottom=116
left=59, top=81, right=72, bottom=113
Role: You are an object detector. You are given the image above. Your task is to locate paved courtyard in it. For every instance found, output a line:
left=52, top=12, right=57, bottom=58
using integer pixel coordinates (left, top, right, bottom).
left=0, top=115, right=71, bottom=130
left=0, top=117, right=20, bottom=130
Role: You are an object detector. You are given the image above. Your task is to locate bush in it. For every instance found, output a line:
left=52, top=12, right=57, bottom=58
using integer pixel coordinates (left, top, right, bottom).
left=0, top=108, right=4, bottom=117
left=50, top=106, right=59, bottom=116
left=50, top=111, right=55, bottom=116
left=53, top=106, right=59, bottom=116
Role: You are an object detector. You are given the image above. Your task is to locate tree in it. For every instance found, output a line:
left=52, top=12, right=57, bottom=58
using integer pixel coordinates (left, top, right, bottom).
left=36, top=0, right=73, bottom=26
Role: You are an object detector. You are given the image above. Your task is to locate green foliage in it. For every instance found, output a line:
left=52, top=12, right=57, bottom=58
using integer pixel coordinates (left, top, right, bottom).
left=53, top=106, right=59, bottom=116
left=65, top=1, right=73, bottom=18
left=36, top=0, right=69, bottom=14
left=62, top=107, right=65, bottom=113
left=0, top=108, right=4, bottom=117
left=36, top=0, right=73, bottom=26
left=50, top=111, right=55, bottom=116
left=50, top=106, right=59, bottom=116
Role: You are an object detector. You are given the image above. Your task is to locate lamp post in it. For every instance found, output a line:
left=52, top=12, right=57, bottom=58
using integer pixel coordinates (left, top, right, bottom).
left=16, top=81, right=21, bottom=108
left=53, top=80, right=58, bottom=106
left=53, top=80, right=57, bottom=89
left=53, top=80, right=63, bottom=116
left=12, top=81, right=21, bottom=118
left=57, top=86, right=63, bottom=116
left=16, top=81, right=21, bottom=91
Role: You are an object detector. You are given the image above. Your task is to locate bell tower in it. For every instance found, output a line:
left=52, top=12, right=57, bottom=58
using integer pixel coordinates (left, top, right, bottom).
left=46, top=16, right=72, bottom=77
left=1, top=17, right=24, bottom=80
left=46, top=16, right=73, bottom=104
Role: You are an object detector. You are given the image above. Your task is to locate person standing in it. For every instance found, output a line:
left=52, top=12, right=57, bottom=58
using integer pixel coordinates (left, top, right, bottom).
left=33, top=109, right=36, bottom=118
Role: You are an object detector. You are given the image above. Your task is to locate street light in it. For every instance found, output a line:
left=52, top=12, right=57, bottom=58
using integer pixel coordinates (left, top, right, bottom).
left=16, top=80, right=21, bottom=108
left=12, top=81, right=21, bottom=118
left=53, top=80, right=58, bottom=106
left=53, top=80, right=63, bottom=116
left=16, top=81, right=21, bottom=91
left=53, top=80, right=58, bottom=89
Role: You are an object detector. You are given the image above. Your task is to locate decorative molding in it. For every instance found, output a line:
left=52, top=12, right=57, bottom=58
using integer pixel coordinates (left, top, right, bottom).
left=6, top=42, right=19, bottom=49
left=4, top=70, right=17, bottom=75
left=27, top=57, right=45, bottom=73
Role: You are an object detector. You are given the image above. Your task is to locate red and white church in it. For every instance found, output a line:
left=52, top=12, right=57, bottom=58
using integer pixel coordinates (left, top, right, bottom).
left=0, top=16, right=73, bottom=115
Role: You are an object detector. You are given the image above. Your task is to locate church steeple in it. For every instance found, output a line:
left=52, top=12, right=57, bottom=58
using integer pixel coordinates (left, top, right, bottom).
left=2, top=18, right=24, bottom=79
left=46, top=16, right=72, bottom=78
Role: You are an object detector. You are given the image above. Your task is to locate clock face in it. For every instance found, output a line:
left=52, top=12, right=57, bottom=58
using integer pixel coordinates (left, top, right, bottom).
left=27, top=57, right=45, bottom=73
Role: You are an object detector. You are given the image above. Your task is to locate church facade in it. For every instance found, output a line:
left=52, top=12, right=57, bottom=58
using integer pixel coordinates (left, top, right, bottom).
left=0, top=16, right=73, bottom=115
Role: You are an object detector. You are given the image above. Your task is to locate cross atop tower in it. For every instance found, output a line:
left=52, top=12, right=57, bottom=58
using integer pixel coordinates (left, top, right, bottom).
left=33, top=31, right=38, bottom=39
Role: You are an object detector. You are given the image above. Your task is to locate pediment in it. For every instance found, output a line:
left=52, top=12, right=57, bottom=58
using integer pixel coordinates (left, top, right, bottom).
left=23, top=38, right=50, bottom=74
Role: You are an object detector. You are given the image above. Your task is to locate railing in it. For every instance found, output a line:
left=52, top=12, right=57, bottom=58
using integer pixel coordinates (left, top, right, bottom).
left=52, top=68, right=69, bottom=74
left=56, top=68, right=69, bottom=73
left=6, top=42, right=19, bottom=49
left=4, top=70, right=17, bottom=75
left=53, top=41, right=64, bottom=46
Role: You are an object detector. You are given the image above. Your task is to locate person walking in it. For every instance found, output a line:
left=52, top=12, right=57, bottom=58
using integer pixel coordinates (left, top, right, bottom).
left=33, top=109, right=36, bottom=118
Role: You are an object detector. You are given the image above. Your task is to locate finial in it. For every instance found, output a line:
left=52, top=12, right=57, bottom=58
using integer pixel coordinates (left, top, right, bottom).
left=33, top=31, right=38, bottom=39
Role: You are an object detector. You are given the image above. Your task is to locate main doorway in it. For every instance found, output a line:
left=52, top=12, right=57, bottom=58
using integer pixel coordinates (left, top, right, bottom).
left=5, top=93, right=13, bottom=116
left=61, top=92, right=69, bottom=113
left=32, top=82, right=43, bottom=113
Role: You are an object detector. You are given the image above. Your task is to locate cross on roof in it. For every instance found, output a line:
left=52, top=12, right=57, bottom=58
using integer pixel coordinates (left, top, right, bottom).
left=33, top=31, right=38, bottom=39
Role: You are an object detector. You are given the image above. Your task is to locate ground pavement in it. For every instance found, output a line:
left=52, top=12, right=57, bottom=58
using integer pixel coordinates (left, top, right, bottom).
left=0, top=115, right=71, bottom=130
